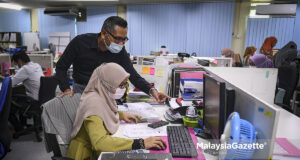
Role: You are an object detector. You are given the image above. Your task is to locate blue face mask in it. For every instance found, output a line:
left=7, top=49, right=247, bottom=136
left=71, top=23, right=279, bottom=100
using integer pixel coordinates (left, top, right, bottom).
left=103, top=38, right=123, bottom=53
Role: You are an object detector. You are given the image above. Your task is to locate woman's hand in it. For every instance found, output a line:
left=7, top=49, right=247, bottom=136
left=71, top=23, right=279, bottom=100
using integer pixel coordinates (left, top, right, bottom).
left=144, top=137, right=167, bottom=150
left=122, top=112, right=142, bottom=123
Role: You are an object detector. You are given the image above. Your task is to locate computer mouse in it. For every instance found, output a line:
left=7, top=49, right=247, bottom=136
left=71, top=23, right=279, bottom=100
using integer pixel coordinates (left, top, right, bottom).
left=150, top=143, right=167, bottom=150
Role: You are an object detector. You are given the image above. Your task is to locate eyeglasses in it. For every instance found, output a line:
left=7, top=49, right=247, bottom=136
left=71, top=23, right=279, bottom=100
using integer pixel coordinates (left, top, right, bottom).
left=105, top=30, right=129, bottom=44
left=119, top=81, right=129, bottom=89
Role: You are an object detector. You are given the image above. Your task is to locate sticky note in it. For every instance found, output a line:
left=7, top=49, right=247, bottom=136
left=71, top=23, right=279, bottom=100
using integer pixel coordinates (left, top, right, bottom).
left=266, top=71, right=270, bottom=78
left=160, top=87, right=162, bottom=92
left=156, top=69, right=164, bottom=77
left=265, top=111, right=272, bottom=117
left=212, top=59, right=218, bottom=64
left=258, top=107, right=264, bottom=112
left=150, top=67, right=155, bottom=75
left=142, top=67, right=150, bottom=74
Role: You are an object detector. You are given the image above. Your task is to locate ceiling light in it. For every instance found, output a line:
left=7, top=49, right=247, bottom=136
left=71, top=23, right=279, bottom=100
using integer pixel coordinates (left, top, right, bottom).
left=0, top=3, right=23, bottom=10
left=251, top=3, right=271, bottom=7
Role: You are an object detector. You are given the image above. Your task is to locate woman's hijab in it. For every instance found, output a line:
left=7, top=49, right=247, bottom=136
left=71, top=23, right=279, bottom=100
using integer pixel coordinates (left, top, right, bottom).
left=221, top=48, right=235, bottom=66
left=244, top=46, right=257, bottom=66
left=221, top=48, right=235, bottom=58
left=249, top=54, right=274, bottom=68
left=71, top=63, right=130, bottom=138
left=260, top=36, right=277, bottom=59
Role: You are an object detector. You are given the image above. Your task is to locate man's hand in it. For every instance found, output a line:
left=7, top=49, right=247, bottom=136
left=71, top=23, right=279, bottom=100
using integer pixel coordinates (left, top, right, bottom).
left=58, top=89, right=74, bottom=97
left=122, top=112, right=142, bottom=123
left=150, top=89, right=171, bottom=104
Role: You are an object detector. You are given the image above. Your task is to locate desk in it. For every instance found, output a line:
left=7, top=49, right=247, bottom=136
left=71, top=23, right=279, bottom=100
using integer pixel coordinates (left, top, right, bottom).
left=112, top=104, right=218, bottom=160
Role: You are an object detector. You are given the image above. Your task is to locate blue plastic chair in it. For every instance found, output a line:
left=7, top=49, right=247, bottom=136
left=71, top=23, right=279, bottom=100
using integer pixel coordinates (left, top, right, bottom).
left=0, top=77, right=12, bottom=159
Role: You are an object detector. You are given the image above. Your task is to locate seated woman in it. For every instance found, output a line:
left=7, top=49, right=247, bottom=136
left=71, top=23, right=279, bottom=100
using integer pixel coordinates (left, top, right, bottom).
left=67, top=63, right=166, bottom=160
left=249, top=54, right=274, bottom=68
left=260, top=36, right=277, bottom=60
left=243, top=46, right=257, bottom=66
left=221, top=48, right=235, bottom=67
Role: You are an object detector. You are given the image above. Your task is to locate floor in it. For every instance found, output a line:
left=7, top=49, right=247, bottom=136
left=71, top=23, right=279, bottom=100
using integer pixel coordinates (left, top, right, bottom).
left=3, top=131, right=53, bottom=160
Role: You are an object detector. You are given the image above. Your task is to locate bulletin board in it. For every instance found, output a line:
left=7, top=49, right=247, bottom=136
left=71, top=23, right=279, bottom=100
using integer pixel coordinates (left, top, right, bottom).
left=132, top=64, right=169, bottom=94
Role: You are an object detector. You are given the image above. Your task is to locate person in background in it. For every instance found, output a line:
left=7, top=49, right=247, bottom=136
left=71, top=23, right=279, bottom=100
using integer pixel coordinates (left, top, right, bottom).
left=67, top=63, right=166, bottom=160
left=243, top=46, right=257, bottom=66
left=55, top=16, right=169, bottom=103
left=249, top=54, right=274, bottom=68
left=260, top=36, right=278, bottom=60
left=221, top=48, right=236, bottom=67
left=9, top=51, right=44, bottom=132
left=159, top=45, right=169, bottom=56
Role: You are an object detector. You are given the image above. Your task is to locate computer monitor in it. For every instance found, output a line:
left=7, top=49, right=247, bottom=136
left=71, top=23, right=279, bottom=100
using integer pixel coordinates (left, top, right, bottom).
left=225, top=88, right=235, bottom=121
left=203, top=74, right=226, bottom=139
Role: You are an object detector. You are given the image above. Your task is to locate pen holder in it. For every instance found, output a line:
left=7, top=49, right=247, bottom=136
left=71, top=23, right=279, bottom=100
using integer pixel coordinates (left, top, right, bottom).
left=183, top=116, right=201, bottom=128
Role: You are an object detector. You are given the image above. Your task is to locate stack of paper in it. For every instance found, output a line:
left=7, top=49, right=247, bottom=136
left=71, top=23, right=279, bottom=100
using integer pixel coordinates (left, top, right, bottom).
left=119, top=102, right=160, bottom=121
left=123, top=123, right=167, bottom=138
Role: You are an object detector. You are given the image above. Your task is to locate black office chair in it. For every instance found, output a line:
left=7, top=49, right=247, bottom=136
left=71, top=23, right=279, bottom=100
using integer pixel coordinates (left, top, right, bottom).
left=0, top=77, right=12, bottom=159
left=274, top=41, right=299, bottom=112
left=12, top=76, right=58, bottom=141
left=275, top=62, right=299, bottom=112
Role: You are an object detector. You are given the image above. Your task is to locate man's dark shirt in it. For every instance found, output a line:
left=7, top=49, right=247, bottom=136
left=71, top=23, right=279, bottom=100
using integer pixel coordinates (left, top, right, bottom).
left=55, top=33, right=151, bottom=94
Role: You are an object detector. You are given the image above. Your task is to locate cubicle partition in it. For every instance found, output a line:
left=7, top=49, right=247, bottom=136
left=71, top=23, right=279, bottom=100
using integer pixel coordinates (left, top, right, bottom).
left=205, top=68, right=280, bottom=159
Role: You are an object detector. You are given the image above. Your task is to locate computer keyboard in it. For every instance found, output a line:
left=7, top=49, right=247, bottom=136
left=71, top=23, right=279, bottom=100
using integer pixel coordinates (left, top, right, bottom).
left=167, top=126, right=198, bottom=158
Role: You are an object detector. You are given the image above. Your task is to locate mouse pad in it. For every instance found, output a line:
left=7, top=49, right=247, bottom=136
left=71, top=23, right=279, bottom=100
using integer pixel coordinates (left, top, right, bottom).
left=150, top=127, right=206, bottom=160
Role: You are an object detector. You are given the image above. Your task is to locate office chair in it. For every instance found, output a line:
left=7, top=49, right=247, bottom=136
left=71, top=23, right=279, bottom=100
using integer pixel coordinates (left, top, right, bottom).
left=0, top=77, right=12, bottom=159
left=275, top=62, right=299, bottom=112
left=234, top=54, right=243, bottom=67
left=42, top=94, right=81, bottom=160
left=12, top=76, right=58, bottom=141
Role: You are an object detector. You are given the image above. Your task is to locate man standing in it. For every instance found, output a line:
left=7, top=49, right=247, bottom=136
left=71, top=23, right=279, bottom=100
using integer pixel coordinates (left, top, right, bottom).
left=55, top=16, right=169, bottom=103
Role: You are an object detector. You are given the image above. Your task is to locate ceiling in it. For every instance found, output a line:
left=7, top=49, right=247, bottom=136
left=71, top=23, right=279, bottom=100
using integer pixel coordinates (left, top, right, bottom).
left=0, top=0, right=298, bottom=10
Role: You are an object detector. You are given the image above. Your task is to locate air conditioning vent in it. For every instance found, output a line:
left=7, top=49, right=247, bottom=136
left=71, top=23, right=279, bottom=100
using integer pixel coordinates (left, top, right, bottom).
left=256, top=4, right=296, bottom=15
left=44, top=8, right=78, bottom=16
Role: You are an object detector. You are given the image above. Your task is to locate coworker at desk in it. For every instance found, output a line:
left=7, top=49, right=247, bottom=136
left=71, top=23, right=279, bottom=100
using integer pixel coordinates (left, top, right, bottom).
left=221, top=48, right=236, bottom=67
left=260, top=36, right=277, bottom=60
left=9, top=51, right=44, bottom=132
left=243, top=46, right=257, bottom=66
left=68, top=63, right=166, bottom=160
left=249, top=54, right=274, bottom=68
left=55, top=16, right=169, bottom=103
left=159, top=45, right=169, bottom=56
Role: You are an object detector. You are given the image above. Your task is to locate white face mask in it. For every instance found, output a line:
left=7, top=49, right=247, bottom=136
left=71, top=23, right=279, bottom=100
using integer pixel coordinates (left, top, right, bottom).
left=109, top=88, right=126, bottom=99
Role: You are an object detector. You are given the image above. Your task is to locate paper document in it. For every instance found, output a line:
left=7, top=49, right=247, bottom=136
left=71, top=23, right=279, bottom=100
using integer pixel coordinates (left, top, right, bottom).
left=123, top=123, right=167, bottom=138
left=119, top=102, right=160, bottom=121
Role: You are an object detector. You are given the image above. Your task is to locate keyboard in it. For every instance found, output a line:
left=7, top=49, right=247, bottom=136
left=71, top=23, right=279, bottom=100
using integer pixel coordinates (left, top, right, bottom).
left=167, top=126, right=198, bottom=158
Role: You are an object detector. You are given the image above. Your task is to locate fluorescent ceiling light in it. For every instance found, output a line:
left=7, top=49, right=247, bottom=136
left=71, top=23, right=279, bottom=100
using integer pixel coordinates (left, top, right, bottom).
left=251, top=3, right=271, bottom=7
left=0, top=3, right=23, bottom=10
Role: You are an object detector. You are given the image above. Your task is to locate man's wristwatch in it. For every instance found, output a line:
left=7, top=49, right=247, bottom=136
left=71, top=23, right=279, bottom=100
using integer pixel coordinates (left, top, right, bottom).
left=149, top=87, right=158, bottom=97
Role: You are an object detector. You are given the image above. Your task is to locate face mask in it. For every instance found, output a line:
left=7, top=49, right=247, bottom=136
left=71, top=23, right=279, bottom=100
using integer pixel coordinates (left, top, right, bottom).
left=109, top=88, right=126, bottom=99
left=103, top=38, right=123, bottom=53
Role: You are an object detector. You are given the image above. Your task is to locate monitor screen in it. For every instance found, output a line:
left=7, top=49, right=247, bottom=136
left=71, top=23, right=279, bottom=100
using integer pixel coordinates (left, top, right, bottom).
left=203, top=74, right=225, bottom=139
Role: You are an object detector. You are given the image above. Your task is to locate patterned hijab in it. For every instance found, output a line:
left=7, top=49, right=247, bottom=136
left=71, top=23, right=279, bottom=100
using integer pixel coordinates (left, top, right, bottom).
left=260, top=36, right=277, bottom=55
left=71, top=63, right=130, bottom=138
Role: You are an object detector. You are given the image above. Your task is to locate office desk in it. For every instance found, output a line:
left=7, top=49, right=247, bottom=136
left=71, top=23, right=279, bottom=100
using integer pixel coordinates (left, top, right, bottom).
left=276, top=108, right=300, bottom=148
left=112, top=104, right=218, bottom=160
